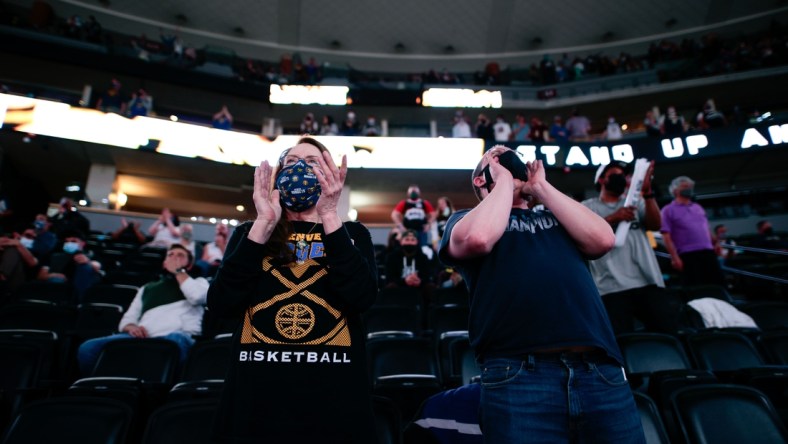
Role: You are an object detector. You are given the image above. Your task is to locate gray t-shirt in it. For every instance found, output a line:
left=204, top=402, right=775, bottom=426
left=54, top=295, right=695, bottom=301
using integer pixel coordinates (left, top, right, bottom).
left=581, top=197, right=665, bottom=295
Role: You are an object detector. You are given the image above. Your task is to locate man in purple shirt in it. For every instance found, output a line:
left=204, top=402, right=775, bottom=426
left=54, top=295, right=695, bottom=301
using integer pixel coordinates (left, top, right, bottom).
left=660, top=176, right=724, bottom=286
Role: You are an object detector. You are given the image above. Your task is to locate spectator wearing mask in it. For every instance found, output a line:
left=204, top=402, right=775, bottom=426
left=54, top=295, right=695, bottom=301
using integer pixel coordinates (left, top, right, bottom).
left=299, top=113, right=319, bottom=135
left=582, top=161, right=677, bottom=334
left=392, top=185, right=437, bottom=247
left=492, top=115, right=512, bottom=142
left=549, top=115, right=569, bottom=143
left=602, top=116, right=623, bottom=141
left=339, top=111, right=360, bottom=136
left=509, top=113, right=530, bottom=142
left=385, top=230, right=435, bottom=291
left=50, top=197, right=91, bottom=240
left=661, top=176, right=724, bottom=286
left=37, top=230, right=102, bottom=301
left=452, top=114, right=472, bottom=138
left=212, top=105, right=233, bottom=130
left=475, top=114, right=494, bottom=142
left=660, top=106, right=686, bottom=136
left=362, top=116, right=381, bottom=136
left=145, top=208, right=181, bottom=249
left=319, top=115, right=339, bottom=136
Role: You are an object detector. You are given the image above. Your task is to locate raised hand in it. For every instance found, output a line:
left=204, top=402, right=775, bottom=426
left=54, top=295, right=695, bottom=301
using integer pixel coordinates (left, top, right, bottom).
left=314, top=151, right=347, bottom=218
left=252, top=160, right=282, bottom=224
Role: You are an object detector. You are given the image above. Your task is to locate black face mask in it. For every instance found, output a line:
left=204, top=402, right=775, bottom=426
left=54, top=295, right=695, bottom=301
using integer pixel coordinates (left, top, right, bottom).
left=479, top=150, right=528, bottom=192
left=401, top=245, right=418, bottom=255
left=679, top=188, right=694, bottom=200
left=763, top=227, right=775, bottom=236
left=605, top=174, right=627, bottom=196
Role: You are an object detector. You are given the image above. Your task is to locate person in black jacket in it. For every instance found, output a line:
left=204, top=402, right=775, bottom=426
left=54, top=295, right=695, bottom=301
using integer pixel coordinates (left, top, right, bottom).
left=207, top=137, right=378, bottom=443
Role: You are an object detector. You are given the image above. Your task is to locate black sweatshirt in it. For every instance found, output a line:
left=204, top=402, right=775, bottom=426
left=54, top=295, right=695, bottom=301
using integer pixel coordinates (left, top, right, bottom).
left=208, top=220, right=379, bottom=443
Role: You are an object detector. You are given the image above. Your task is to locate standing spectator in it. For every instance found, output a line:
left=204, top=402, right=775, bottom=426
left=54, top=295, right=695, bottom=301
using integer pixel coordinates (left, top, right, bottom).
left=76, top=244, right=208, bottom=375
left=212, top=105, right=233, bottom=130
left=660, top=106, right=686, bottom=136
left=527, top=116, right=549, bottom=142
left=299, top=112, right=319, bottom=135
left=339, top=111, right=360, bottom=136
left=433, top=196, right=454, bottom=243
left=549, top=115, right=569, bottom=143
left=319, top=115, right=338, bottom=136
left=565, top=108, right=592, bottom=141
left=475, top=114, right=494, bottom=142
left=509, top=113, right=530, bottom=142
left=127, top=89, right=152, bottom=118
left=644, top=110, right=661, bottom=137
left=696, top=98, right=727, bottom=129
left=492, top=115, right=512, bottom=142
left=452, top=113, right=472, bottom=138
left=110, top=217, right=147, bottom=247
left=602, top=116, right=623, bottom=141
left=207, top=137, right=378, bottom=442
left=583, top=161, right=677, bottom=334
left=661, top=176, right=724, bottom=286
left=391, top=185, right=437, bottom=247
left=438, top=146, right=643, bottom=443
left=95, top=79, right=127, bottom=115
left=362, top=116, right=381, bottom=136
left=50, top=197, right=90, bottom=240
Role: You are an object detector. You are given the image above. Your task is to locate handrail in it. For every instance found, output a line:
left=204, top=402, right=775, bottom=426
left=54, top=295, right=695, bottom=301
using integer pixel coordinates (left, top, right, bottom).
left=718, top=242, right=788, bottom=257
left=654, top=250, right=788, bottom=285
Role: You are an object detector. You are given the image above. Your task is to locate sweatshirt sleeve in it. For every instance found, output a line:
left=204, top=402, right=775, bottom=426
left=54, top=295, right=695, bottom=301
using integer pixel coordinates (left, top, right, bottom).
left=206, top=222, right=266, bottom=318
left=118, top=286, right=146, bottom=331
left=180, top=276, right=209, bottom=306
left=322, top=222, right=378, bottom=313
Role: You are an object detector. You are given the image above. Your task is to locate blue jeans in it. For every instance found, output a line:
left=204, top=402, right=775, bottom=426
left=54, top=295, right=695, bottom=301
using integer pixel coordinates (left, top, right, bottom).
left=77, top=331, right=195, bottom=377
left=479, top=352, right=645, bottom=444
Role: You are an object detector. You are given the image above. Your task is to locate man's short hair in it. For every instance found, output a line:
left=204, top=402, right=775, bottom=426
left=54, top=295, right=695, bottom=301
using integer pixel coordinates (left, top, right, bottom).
left=401, top=230, right=418, bottom=240
left=61, top=229, right=86, bottom=241
left=169, top=243, right=193, bottom=266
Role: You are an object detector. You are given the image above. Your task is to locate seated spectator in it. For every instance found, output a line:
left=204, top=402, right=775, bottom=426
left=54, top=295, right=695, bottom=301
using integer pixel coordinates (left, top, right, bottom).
left=753, top=220, right=787, bottom=250
left=144, top=208, right=181, bottom=249
left=385, top=230, right=435, bottom=291
left=339, top=111, right=360, bottom=136
left=362, top=116, right=381, bottom=136
left=194, top=225, right=228, bottom=277
left=30, top=213, right=58, bottom=264
left=299, top=112, right=319, bottom=135
left=76, top=244, right=208, bottom=375
left=319, top=115, right=339, bottom=135
left=212, top=105, right=233, bottom=130
left=37, top=229, right=102, bottom=301
left=436, top=265, right=464, bottom=289
left=0, top=229, right=41, bottom=296
left=712, top=224, right=737, bottom=263
left=111, top=217, right=147, bottom=246
left=177, top=223, right=196, bottom=256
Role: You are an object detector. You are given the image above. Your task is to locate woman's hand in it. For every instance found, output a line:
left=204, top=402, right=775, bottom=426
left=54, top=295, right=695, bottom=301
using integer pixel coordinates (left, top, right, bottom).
left=314, top=151, right=347, bottom=218
left=252, top=160, right=282, bottom=223
left=248, top=160, right=282, bottom=244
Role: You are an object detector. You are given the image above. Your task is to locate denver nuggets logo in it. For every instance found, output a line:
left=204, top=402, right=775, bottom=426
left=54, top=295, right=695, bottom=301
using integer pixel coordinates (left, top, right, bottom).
left=275, top=303, right=315, bottom=339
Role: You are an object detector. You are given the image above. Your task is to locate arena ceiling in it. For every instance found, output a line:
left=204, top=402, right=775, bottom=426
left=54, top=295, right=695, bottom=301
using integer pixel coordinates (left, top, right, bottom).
left=14, top=0, right=788, bottom=72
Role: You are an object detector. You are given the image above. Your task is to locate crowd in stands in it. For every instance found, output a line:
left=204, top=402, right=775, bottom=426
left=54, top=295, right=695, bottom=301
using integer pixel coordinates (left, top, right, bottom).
left=4, top=1, right=788, bottom=92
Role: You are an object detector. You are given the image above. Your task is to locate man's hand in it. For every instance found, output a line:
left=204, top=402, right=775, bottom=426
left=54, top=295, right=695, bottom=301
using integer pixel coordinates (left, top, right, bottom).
left=404, top=273, right=421, bottom=287
left=123, top=324, right=148, bottom=338
left=607, top=207, right=637, bottom=224
left=73, top=253, right=90, bottom=265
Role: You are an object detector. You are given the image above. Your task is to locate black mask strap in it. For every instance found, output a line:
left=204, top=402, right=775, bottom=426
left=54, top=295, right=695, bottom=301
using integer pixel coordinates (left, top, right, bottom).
left=479, top=164, right=494, bottom=192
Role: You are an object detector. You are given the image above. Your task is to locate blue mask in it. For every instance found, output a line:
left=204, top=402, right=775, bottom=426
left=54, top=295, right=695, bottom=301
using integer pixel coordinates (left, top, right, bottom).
left=63, top=241, right=81, bottom=254
left=276, top=160, right=321, bottom=212
left=34, top=220, right=46, bottom=231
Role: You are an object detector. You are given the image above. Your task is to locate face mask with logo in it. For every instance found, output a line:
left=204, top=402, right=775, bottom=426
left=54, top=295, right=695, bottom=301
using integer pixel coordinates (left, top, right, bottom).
left=480, top=150, right=528, bottom=192
left=276, top=159, right=322, bottom=212
left=20, top=237, right=35, bottom=249
left=63, top=241, right=81, bottom=254
left=605, top=174, right=627, bottom=196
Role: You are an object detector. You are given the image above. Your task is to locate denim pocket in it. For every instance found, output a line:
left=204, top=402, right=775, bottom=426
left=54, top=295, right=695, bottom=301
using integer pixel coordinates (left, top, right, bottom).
left=590, top=362, right=629, bottom=387
left=480, top=359, right=524, bottom=387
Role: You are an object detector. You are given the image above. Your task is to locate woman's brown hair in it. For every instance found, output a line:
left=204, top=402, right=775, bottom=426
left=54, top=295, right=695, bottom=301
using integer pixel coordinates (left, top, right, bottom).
left=264, top=136, right=330, bottom=265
